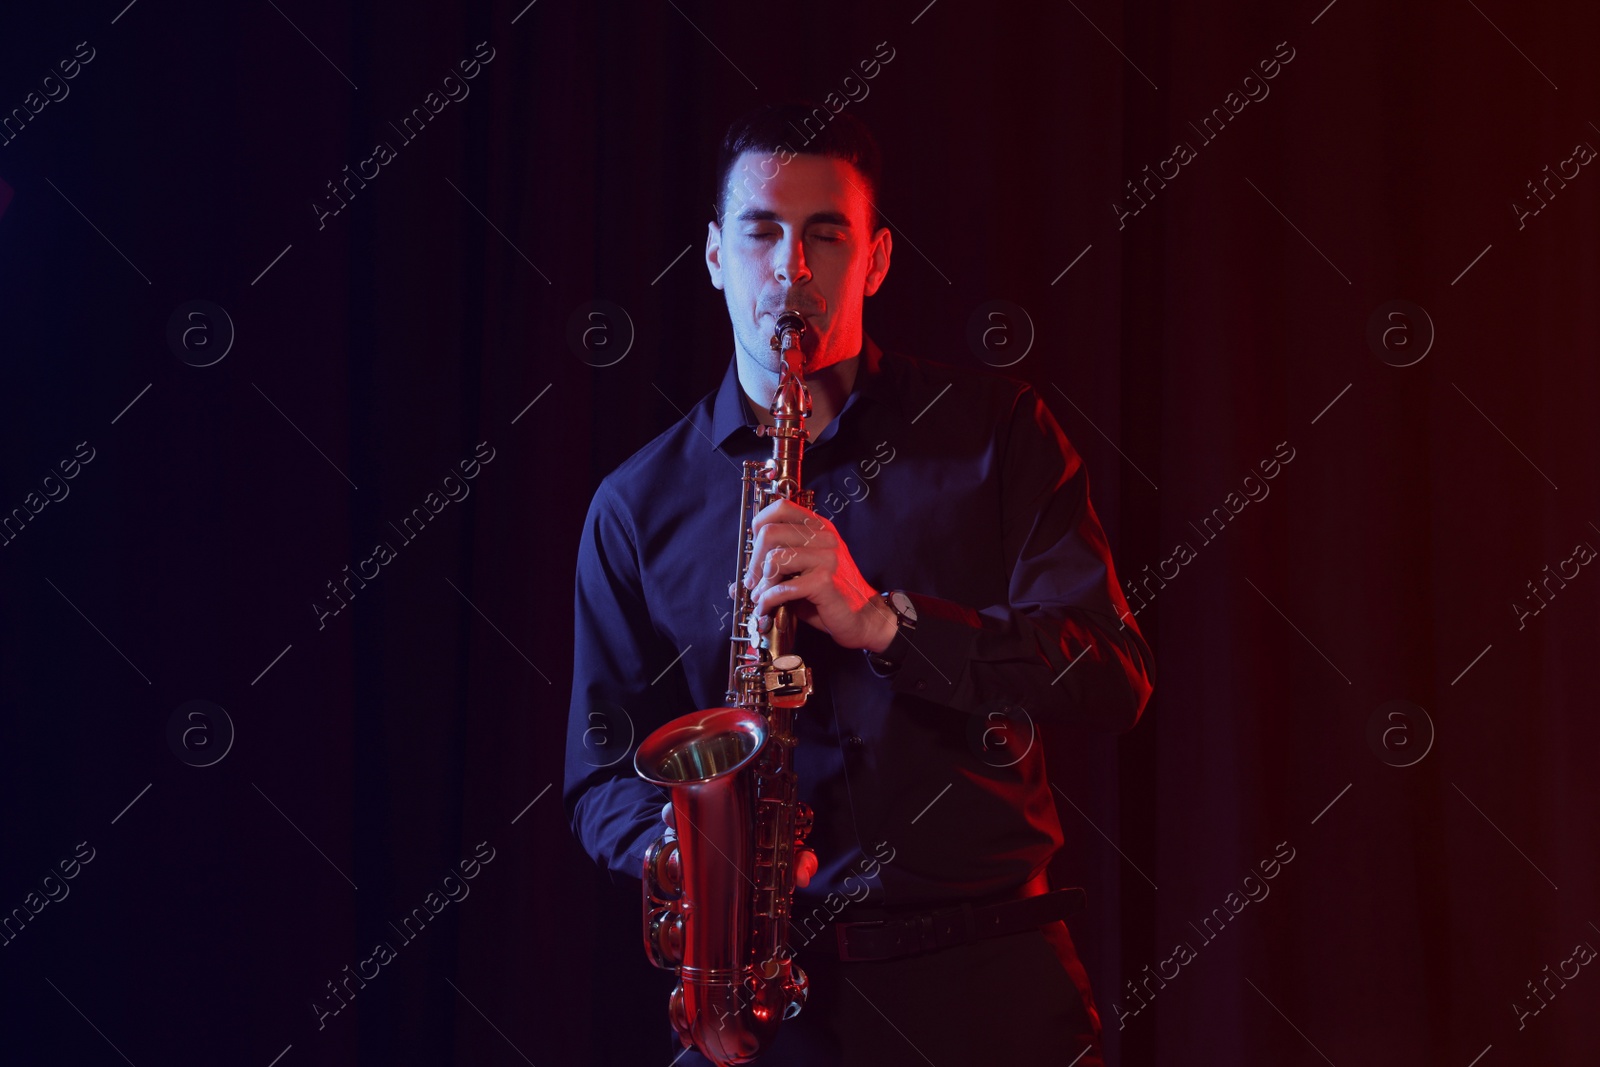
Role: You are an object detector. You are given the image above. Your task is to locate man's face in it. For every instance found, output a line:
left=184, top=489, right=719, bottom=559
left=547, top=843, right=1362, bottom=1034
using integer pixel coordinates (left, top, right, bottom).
left=706, top=150, right=892, bottom=377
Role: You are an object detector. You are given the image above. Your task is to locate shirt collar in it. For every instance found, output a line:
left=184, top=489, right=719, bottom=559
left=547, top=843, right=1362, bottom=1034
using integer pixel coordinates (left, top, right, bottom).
left=708, top=333, right=893, bottom=450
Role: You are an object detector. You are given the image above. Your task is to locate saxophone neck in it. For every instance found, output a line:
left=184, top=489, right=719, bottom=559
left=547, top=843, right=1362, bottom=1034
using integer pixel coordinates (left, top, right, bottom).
left=769, top=311, right=811, bottom=424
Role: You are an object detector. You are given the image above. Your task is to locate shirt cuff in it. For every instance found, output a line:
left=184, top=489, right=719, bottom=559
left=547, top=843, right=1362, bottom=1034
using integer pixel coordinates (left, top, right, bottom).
left=874, top=591, right=979, bottom=702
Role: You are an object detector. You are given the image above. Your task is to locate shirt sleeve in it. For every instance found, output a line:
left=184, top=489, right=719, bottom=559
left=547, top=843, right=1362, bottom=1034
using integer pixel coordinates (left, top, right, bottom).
left=564, top=479, right=673, bottom=880
left=875, top=384, right=1154, bottom=733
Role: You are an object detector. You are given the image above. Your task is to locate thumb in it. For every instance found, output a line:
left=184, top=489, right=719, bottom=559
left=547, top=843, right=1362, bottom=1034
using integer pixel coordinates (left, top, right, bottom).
left=794, top=848, right=819, bottom=888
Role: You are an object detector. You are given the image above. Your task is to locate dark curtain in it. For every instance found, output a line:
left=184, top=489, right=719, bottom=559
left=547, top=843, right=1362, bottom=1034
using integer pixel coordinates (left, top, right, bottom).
left=1, top=0, right=1595, bottom=1063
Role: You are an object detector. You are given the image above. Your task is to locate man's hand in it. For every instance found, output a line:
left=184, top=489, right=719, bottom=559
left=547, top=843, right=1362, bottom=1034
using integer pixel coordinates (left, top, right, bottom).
left=742, top=497, right=898, bottom=653
left=662, top=802, right=817, bottom=886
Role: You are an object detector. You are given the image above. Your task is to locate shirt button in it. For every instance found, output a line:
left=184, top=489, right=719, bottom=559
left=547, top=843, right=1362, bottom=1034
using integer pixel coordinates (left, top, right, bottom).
left=914, top=680, right=927, bottom=691
left=844, top=735, right=864, bottom=749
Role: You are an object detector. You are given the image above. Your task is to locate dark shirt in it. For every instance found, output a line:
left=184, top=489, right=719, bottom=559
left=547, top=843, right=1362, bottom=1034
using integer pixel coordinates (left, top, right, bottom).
left=564, top=335, right=1153, bottom=911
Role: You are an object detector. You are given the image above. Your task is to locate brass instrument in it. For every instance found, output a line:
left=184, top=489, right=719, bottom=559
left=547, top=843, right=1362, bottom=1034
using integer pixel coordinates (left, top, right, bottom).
left=634, top=310, right=816, bottom=1065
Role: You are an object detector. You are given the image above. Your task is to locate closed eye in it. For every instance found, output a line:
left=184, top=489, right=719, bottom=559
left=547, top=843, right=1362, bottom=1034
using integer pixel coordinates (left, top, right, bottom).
left=743, top=231, right=846, bottom=242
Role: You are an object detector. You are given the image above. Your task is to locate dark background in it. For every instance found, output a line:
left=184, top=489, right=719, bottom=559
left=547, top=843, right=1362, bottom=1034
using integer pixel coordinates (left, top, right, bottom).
left=1, top=0, right=1596, bottom=1064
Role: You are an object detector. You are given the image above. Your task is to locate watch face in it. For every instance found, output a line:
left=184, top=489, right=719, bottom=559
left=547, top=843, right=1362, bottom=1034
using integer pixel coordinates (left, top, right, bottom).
left=889, top=591, right=917, bottom=622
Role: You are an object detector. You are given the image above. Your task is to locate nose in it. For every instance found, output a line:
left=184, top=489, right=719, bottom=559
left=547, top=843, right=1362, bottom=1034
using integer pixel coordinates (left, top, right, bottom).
left=774, top=233, right=811, bottom=285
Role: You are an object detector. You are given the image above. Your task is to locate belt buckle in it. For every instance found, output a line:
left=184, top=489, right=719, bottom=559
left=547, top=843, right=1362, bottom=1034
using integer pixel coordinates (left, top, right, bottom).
left=915, top=912, right=940, bottom=954
left=834, top=919, right=884, bottom=963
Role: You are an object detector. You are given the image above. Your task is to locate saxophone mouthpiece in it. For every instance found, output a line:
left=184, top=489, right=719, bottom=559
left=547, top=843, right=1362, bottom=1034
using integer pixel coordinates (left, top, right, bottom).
left=770, top=311, right=806, bottom=357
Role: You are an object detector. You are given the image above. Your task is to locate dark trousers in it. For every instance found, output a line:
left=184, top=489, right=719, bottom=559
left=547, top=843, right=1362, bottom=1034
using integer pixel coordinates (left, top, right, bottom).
left=668, top=919, right=1104, bottom=1066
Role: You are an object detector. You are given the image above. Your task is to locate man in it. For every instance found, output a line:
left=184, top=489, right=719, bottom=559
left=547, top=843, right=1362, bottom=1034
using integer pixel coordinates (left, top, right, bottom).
left=565, top=102, right=1153, bottom=1065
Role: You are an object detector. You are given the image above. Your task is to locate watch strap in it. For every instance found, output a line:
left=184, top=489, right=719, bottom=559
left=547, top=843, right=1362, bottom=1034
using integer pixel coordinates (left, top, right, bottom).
left=866, top=592, right=914, bottom=674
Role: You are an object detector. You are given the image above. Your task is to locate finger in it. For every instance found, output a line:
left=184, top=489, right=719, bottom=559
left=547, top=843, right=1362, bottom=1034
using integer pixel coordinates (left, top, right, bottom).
left=750, top=549, right=832, bottom=604
left=751, top=496, right=816, bottom=528
left=750, top=565, right=798, bottom=605
left=661, top=801, right=676, bottom=831
left=754, top=544, right=811, bottom=587
left=751, top=587, right=803, bottom=632
left=748, top=504, right=834, bottom=561
left=746, top=541, right=807, bottom=589
left=753, top=570, right=820, bottom=619
left=753, top=596, right=819, bottom=634
left=781, top=501, right=835, bottom=543
left=745, top=525, right=833, bottom=586
left=794, top=849, right=819, bottom=888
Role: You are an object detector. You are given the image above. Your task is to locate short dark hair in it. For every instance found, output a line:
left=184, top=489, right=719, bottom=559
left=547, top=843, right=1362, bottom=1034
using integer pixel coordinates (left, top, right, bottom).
left=714, top=101, right=884, bottom=231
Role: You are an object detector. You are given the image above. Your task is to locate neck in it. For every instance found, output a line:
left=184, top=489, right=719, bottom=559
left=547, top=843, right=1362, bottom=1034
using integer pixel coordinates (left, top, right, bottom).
left=739, top=346, right=863, bottom=443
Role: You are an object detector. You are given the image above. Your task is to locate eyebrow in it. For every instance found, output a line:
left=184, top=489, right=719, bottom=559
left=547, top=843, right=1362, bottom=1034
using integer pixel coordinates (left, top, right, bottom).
left=735, top=209, right=853, bottom=228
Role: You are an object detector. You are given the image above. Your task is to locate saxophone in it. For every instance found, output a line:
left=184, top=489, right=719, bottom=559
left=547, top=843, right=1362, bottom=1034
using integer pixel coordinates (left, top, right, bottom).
left=634, top=310, right=816, bottom=1065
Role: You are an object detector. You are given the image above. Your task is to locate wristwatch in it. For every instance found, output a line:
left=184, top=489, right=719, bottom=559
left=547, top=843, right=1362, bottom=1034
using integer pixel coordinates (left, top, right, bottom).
left=865, top=590, right=917, bottom=674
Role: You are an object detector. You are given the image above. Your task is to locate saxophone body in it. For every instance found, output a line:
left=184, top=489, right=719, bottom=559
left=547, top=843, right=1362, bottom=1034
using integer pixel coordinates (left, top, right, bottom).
left=633, top=311, right=816, bottom=1066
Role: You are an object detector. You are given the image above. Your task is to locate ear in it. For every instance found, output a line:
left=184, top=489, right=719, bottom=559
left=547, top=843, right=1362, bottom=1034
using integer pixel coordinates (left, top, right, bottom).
left=862, top=227, right=892, bottom=297
left=706, top=220, right=725, bottom=291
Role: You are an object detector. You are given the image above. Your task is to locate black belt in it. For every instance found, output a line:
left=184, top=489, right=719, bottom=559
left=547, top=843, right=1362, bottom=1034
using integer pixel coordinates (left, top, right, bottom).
left=821, top=887, right=1087, bottom=963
